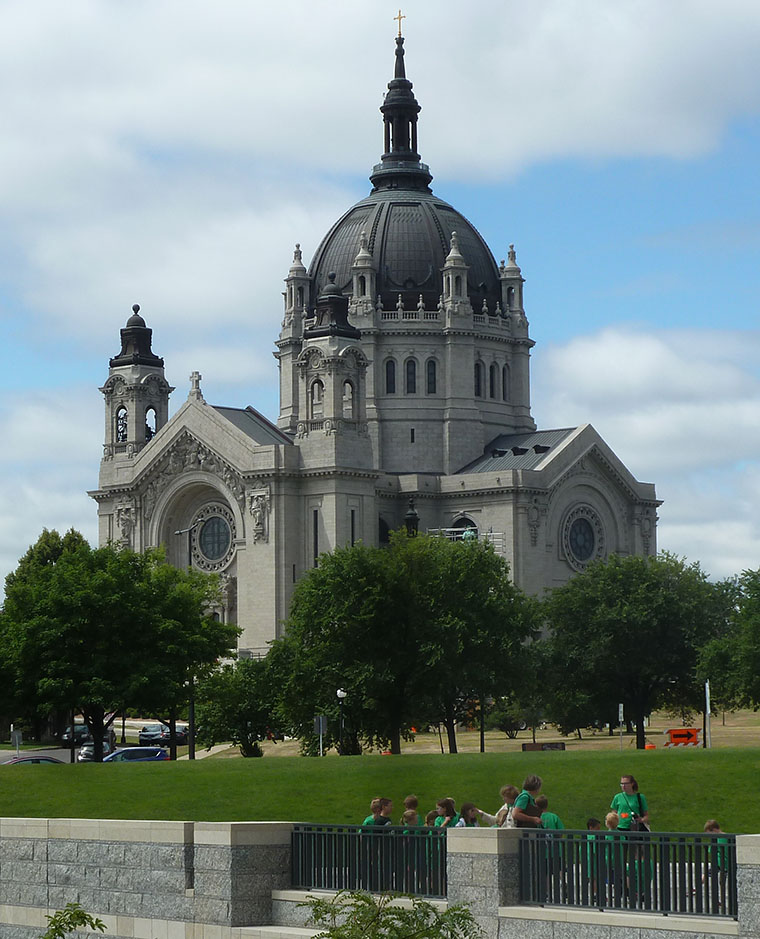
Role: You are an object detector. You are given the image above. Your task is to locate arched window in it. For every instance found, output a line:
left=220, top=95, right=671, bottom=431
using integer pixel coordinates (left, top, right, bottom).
left=474, top=362, right=484, bottom=398
left=405, top=358, right=417, bottom=394
left=385, top=359, right=396, bottom=394
left=454, top=274, right=462, bottom=297
left=507, top=286, right=515, bottom=309
left=502, top=364, right=510, bottom=401
left=297, top=285, right=304, bottom=307
left=310, top=380, right=324, bottom=419
left=342, top=381, right=354, bottom=418
left=145, top=407, right=157, bottom=441
left=426, top=359, right=437, bottom=395
left=489, top=364, right=497, bottom=399
left=452, top=516, right=478, bottom=541
left=378, top=517, right=391, bottom=546
left=116, top=407, right=128, bottom=442
left=358, top=275, right=366, bottom=297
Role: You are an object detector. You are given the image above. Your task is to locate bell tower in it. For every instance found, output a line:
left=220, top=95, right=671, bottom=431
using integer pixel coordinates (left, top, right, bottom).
left=100, top=304, right=173, bottom=462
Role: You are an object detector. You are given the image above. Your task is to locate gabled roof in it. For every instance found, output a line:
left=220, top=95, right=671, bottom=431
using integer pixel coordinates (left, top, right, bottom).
left=458, top=428, right=577, bottom=473
left=212, top=405, right=293, bottom=447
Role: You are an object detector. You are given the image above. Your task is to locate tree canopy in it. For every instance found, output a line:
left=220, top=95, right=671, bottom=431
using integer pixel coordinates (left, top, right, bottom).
left=196, top=657, right=280, bottom=757
left=543, top=552, right=731, bottom=747
left=1, top=530, right=238, bottom=759
left=271, top=531, right=538, bottom=754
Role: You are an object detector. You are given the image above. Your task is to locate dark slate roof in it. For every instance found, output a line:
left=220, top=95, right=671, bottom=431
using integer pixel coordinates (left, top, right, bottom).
left=308, top=188, right=502, bottom=315
left=457, top=428, right=577, bottom=474
left=213, top=406, right=293, bottom=447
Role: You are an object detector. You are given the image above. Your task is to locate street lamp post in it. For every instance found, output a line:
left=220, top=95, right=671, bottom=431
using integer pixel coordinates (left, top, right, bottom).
left=404, top=498, right=419, bottom=536
left=336, top=688, right=347, bottom=755
left=174, top=523, right=200, bottom=760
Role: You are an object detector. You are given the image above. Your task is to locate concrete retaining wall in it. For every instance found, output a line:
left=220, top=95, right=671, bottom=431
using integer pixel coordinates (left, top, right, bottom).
left=0, top=819, right=753, bottom=939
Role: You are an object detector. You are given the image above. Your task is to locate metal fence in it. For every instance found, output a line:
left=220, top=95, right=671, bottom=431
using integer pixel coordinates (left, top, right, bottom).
left=519, top=829, right=737, bottom=918
left=291, top=824, right=447, bottom=898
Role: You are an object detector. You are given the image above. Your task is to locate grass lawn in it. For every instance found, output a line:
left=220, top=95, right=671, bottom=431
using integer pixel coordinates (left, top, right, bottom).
left=1, top=747, right=756, bottom=834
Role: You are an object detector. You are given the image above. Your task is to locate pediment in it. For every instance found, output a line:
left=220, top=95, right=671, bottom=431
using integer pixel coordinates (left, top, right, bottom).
left=137, top=429, right=248, bottom=520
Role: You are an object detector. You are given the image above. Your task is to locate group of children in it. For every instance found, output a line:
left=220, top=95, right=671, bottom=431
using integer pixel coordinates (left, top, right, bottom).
left=360, top=787, right=725, bottom=836
left=360, top=786, right=564, bottom=830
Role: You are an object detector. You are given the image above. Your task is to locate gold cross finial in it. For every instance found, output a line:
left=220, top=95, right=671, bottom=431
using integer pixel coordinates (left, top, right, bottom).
left=394, top=8, right=405, bottom=37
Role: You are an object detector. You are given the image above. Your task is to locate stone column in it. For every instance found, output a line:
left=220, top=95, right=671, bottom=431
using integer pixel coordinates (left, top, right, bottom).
left=738, top=834, right=760, bottom=938
left=193, top=821, right=293, bottom=926
left=445, top=827, right=520, bottom=939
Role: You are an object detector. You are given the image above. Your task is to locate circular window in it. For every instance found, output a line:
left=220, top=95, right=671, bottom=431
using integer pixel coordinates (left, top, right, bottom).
left=563, top=505, right=605, bottom=571
left=199, top=516, right=231, bottom=561
left=568, top=517, right=595, bottom=562
left=191, top=503, right=236, bottom=572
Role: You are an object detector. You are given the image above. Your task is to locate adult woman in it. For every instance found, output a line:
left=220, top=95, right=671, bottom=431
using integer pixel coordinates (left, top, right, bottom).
left=512, top=774, right=543, bottom=828
left=610, top=774, right=650, bottom=831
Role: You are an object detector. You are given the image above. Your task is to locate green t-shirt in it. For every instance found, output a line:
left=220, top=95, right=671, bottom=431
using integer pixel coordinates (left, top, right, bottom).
left=400, top=812, right=423, bottom=826
left=540, top=811, right=564, bottom=830
left=514, top=790, right=536, bottom=812
left=610, top=791, right=648, bottom=830
left=434, top=813, right=460, bottom=827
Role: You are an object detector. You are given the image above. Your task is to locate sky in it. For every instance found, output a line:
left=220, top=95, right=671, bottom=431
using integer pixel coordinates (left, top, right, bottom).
left=2, top=0, right=760, bottom=587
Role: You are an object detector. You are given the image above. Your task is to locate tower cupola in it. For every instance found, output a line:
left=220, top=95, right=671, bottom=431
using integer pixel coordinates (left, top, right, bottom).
left=101, top=304, right=172, bottom=461
left=369, top=32, right=432, bottom=193
left=304, top=273, right=361, bottom=340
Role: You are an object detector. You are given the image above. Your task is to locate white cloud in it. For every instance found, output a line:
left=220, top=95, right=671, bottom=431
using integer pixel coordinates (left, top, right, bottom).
left=533, top=326, right=760, bottom=576
left=0, top=389, right=100, bottom=584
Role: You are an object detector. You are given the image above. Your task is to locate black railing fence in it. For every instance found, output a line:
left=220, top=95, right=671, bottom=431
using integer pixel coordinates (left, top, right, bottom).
left=520, top=829, right=737, bottom=918
left=291, top=824, right=447, bottom=898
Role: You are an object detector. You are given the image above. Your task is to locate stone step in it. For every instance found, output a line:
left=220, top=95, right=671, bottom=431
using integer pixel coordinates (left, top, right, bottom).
left=239, top=928, right=320, bottom=939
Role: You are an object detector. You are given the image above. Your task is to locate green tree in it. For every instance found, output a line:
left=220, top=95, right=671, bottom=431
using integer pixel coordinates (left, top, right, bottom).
left=543, top=552, right=728, bottom=748
left=302, top=889, right=483, bottom=939
left=1, top=532, right=237, bottom=760
left=699, top=570, right=760, bottom=711
left=137, top=560, right=239, bottom=757
left=273, top=531, right=537, bottom=754
left=196, top=657, right=280, bottom=757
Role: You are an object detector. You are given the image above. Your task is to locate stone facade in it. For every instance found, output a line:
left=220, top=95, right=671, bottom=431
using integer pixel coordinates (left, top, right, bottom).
left=89, top=35, right=659, bottom=656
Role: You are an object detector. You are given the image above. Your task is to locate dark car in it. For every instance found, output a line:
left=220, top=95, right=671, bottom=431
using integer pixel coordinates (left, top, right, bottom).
left=160, top=725, right=189, bottom=746
left=76, top=741, right=113, bottom=762
left=61, top=724, right=91, bottom=746
left=3, top=755, right=64, bottom=764
left=103, top=747, right=169, bottom=763
left=138, top=724, right=165, bottom=746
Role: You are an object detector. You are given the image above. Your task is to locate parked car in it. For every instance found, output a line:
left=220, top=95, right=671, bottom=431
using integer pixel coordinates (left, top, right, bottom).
left=2, top=755, right=63, bottom=764
left=76, top=741, right=113, bottom=762
left=138, top=724, right=165, bottom=746
left=160, top=725, right=189, bottom=746
left=61, top=724, right=91, bottom=746
left=103, top=747, right=169, bottom=763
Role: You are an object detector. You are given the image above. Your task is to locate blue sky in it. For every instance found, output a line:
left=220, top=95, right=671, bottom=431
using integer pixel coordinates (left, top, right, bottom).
left=2, top=0, right=760, bottom=586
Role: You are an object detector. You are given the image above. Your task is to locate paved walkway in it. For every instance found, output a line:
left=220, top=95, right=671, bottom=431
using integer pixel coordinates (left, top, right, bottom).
left=178, top=743, right=233, bottom=760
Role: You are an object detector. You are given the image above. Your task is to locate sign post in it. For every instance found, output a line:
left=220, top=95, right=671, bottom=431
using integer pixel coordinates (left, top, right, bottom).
left=313, top=715, right=327, bottom=757
left=618, top=703, right=624, bottom=751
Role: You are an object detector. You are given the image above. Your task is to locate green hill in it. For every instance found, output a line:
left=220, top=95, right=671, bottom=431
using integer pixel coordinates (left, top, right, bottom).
left=2, top=747, right=754, bottom=833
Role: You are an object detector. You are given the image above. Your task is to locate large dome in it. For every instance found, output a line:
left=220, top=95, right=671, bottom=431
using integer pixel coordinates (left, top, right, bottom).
left=309, top=188, right=501, bottom=314
left=308, top=35, right=502, bottom=315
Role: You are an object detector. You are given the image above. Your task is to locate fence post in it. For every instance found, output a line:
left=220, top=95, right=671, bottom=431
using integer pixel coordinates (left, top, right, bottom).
left=737, top=835, right=760, bottom=937
left=194, top=821, right=293, bottom=926
left=446, top=828, right=520, bottom=938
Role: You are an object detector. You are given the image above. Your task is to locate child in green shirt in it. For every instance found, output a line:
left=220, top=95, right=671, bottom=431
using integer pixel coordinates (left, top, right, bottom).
left=535, top=795, right=564, bottom=829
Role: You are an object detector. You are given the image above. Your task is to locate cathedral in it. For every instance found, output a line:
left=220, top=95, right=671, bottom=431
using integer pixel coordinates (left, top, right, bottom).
left=90, top=33, right=659, bottom=656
